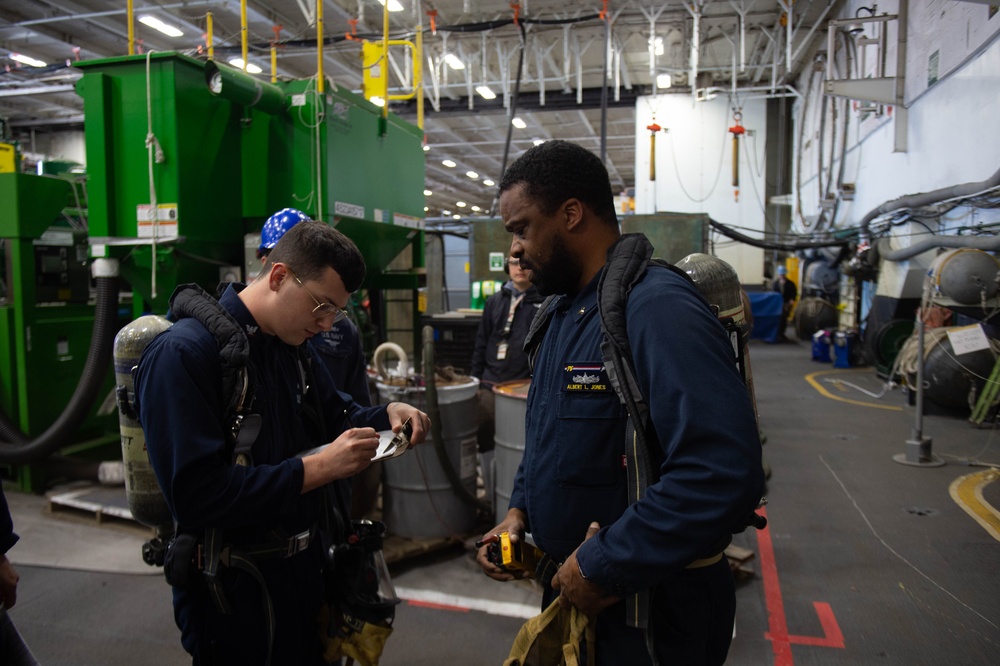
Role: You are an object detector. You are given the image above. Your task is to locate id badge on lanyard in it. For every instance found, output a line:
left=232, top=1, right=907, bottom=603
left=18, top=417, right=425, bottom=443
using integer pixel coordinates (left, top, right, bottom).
left=497, top=293, right=524, bottom=361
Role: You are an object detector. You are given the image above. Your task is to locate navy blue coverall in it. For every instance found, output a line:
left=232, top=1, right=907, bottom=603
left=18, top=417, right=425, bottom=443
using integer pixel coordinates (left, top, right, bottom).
left=511, top=265, right=764, bottom=665
left=135, top=285, right=389, bottom=665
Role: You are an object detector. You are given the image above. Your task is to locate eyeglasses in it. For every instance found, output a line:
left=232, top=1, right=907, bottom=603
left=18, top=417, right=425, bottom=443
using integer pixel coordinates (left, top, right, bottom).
left=284, top=266, right=349, bottom=323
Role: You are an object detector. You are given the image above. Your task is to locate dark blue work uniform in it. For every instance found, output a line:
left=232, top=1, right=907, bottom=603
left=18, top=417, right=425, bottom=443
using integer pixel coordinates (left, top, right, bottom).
left=134, top=285, right=389, bottom=665
left=310, top=320, right=371, bottom=407
left=511, top=265, right=764, bottom=665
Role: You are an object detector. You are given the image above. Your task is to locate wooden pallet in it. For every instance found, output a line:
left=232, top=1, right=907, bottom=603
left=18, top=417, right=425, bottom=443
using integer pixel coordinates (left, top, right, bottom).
left=47, top=484, right=154, bottom=534
left=725, top=544, right=756, bottom=581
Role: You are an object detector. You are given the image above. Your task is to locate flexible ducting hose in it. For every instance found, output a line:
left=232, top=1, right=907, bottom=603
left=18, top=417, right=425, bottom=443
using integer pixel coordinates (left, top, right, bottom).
left=875, top=233, right=1000, bottom=263
left=861, top=163, right=1000, bottom=244
left=422, top=326, right=490, bottom=514
left=0, top=259, right=120, bottom=464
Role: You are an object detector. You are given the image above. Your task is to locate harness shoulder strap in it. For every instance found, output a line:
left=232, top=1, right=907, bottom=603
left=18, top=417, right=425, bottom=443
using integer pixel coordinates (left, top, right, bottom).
left=523, top=294, right=561, bottom=373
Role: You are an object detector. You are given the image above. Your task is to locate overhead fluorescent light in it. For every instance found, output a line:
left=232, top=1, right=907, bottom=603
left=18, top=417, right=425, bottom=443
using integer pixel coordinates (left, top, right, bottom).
left=422, top=144, right=430, bottom=151
left=442, top=159, right=457, bottom=168
left=9, top=53, right=46, bottom=68
left=471, top=205, right=481, bottom=212
left=442, top=210, right=452, bottom=216
left=654, top=37, right=664, bottom=57
left=511, top=117, right=526, bottom=129
left=139, top=15, right=184, bottom=38
left=483, top=179, right=495, bottom=187
left=476, top=85, right=496, bottom=100
left=444, top=53, right=465, bottom=70
left=453, top=214, right=461, bottom=219
left=377, top=0, right=405, bottom=11
left=456, top=201, right=467, bottom=207
left=424, top=206, right=429, bottom=212
left=657, top=73, right=672, bottom=89
left=229, top=58, right=262, bottom=74
left=423, top=189, right=433, bottom=196
left=466, top=171, right=478, bottom=179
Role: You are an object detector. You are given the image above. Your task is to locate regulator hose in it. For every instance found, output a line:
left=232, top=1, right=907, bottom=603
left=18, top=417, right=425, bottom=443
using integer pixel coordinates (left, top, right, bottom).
left=422, top=326, right=491, bottom=514
left=0, top=259, right=120, bottom=464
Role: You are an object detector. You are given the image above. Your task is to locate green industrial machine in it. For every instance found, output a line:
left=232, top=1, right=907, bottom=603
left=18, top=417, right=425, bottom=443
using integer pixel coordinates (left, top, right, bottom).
left=0, top=172, right=119, bottom=489
left=76, top=52, right=425, bottom=315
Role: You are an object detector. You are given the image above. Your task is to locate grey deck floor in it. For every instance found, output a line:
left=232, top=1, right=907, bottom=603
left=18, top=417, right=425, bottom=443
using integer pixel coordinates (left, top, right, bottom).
left=4, top=335, right=999, bottom=665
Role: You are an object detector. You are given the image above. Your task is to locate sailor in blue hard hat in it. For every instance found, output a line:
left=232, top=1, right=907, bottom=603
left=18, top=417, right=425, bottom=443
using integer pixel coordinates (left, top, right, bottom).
left=257, top=208, right=312, bottom=258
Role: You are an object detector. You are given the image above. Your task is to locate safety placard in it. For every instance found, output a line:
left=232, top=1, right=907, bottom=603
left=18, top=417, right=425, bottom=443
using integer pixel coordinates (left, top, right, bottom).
left=136, top=204, right=179, bottom=239
left=947, top=324, right=990, bottom=355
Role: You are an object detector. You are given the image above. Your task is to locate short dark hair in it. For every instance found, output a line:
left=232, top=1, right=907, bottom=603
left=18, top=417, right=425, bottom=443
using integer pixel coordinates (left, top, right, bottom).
left=498, top=140, right=618, bottom=228
left=266, top=221, right=366, bottom=292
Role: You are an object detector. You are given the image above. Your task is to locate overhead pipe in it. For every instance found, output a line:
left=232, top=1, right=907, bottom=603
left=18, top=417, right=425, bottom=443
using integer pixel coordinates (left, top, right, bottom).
left=127, top=0, right=134, bottom=55
left=316, top=0, right=324, bottom=92
left=240, top=0, right=248, bottom=71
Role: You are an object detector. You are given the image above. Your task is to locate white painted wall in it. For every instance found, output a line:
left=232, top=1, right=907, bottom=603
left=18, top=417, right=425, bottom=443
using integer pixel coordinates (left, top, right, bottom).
left=633, top=94, right=768, bottom=283
left=795, top=0, right=1000, bottom=232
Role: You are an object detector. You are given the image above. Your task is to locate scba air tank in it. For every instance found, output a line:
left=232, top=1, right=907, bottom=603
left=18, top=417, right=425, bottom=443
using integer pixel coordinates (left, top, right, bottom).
left=114, top=315, right=174, bottom=532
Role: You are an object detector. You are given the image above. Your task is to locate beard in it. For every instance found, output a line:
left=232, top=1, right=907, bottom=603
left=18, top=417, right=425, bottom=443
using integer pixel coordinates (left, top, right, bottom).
left=521, top=235, right=580, bottom=297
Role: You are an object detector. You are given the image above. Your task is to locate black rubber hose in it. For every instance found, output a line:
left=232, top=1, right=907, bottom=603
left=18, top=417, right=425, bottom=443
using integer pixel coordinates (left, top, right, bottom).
left=0, top=273, right=120, bottom=464
left=422, top=326, right=491, bottom=514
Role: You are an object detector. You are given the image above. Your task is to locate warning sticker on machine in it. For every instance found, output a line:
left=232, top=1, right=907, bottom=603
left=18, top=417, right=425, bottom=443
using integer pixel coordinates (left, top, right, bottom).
left=393, top=213, right=424, bottom=229
left=137, top=204, right=179, bottom=239
left=334, top=201, right=365, bottom=219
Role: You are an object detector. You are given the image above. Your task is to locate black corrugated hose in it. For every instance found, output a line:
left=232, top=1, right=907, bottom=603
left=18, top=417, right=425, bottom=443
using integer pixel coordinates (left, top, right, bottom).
left=0, top=262, right=120, bottom=464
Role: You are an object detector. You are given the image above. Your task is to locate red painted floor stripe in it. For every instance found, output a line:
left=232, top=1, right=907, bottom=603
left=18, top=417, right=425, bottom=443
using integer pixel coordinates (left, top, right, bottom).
left=406, top=599, right=471, bottom=613
left=789, top=602, right=845, bottom=648
left=757, top=506, right=795, bottom=665
left=758, top=507, right=846, bottom=662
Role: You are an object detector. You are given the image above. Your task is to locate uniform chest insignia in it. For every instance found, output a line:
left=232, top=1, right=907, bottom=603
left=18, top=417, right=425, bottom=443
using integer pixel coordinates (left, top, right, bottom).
left=562, top=363, right=609, bottom=392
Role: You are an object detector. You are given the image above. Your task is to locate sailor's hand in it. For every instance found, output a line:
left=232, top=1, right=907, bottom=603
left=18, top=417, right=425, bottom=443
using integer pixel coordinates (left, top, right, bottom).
left=476, top=508, right=529, bottom=582
left=300, top=427, right=379, bottom=493
left=551, top=522, right=620, bottom=616
left=0, top=554, right=19, bottom=609
left=386, top=402, right=430, bottom=446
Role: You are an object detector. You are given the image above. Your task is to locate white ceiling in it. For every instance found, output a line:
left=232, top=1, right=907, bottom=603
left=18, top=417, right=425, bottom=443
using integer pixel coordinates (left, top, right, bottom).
left=0, top=0, right=840, bottom=217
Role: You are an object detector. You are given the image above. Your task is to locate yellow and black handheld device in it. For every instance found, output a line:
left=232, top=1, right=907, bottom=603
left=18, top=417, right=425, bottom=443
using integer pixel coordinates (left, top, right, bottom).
left=478, top=532, right=543, bottom=575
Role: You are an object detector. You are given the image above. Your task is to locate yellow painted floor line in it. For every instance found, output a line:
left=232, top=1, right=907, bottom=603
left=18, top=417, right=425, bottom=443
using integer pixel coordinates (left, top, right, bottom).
left=949, top=469, right=1000, bottom=542
left=805, top=369, right=904, bottom=411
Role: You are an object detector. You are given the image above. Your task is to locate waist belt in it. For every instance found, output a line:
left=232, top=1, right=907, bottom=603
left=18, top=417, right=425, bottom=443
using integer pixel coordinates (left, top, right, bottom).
left=685, top=552, right=724, bottom=569
left=241, top=527, right=316, bottom=559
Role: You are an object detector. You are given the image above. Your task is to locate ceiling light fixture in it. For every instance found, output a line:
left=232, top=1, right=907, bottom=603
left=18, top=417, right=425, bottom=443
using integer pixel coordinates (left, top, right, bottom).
left=471, top=205, right=481, bottom=212
left=456, top=201, right=467, bottom=207
left=138, top=15, right=184, bottom=38
left=422, top=144, right=430, bottom=151
left=442, top=159, right=457, bottom=167
left=377, top=0, right=405, bottom=11
left=476, top=85, right=496, bottom=100
left=657, top=73, right=672, bottom=89
left=654, top=37, right=664, bottom=57
left=533, top=138, right=545, bottom=146
left=229, top=58, right=262, bottom=74
left=511, top=117, right=527, bottom=129
left=483, top=179, right=495, bottom=187
left=442, top=210, right=452, bottom=216
left=466, top=171, right=478, bottom=179
left=423, top=189, right=432, bottom=196
left=9, top=53, right=46, bottom=68
left=444, top=54, right=465, bottom=70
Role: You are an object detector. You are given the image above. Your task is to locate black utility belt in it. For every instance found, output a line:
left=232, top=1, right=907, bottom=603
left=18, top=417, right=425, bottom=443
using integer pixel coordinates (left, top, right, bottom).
left=164, top=527, right=315, bottom=589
